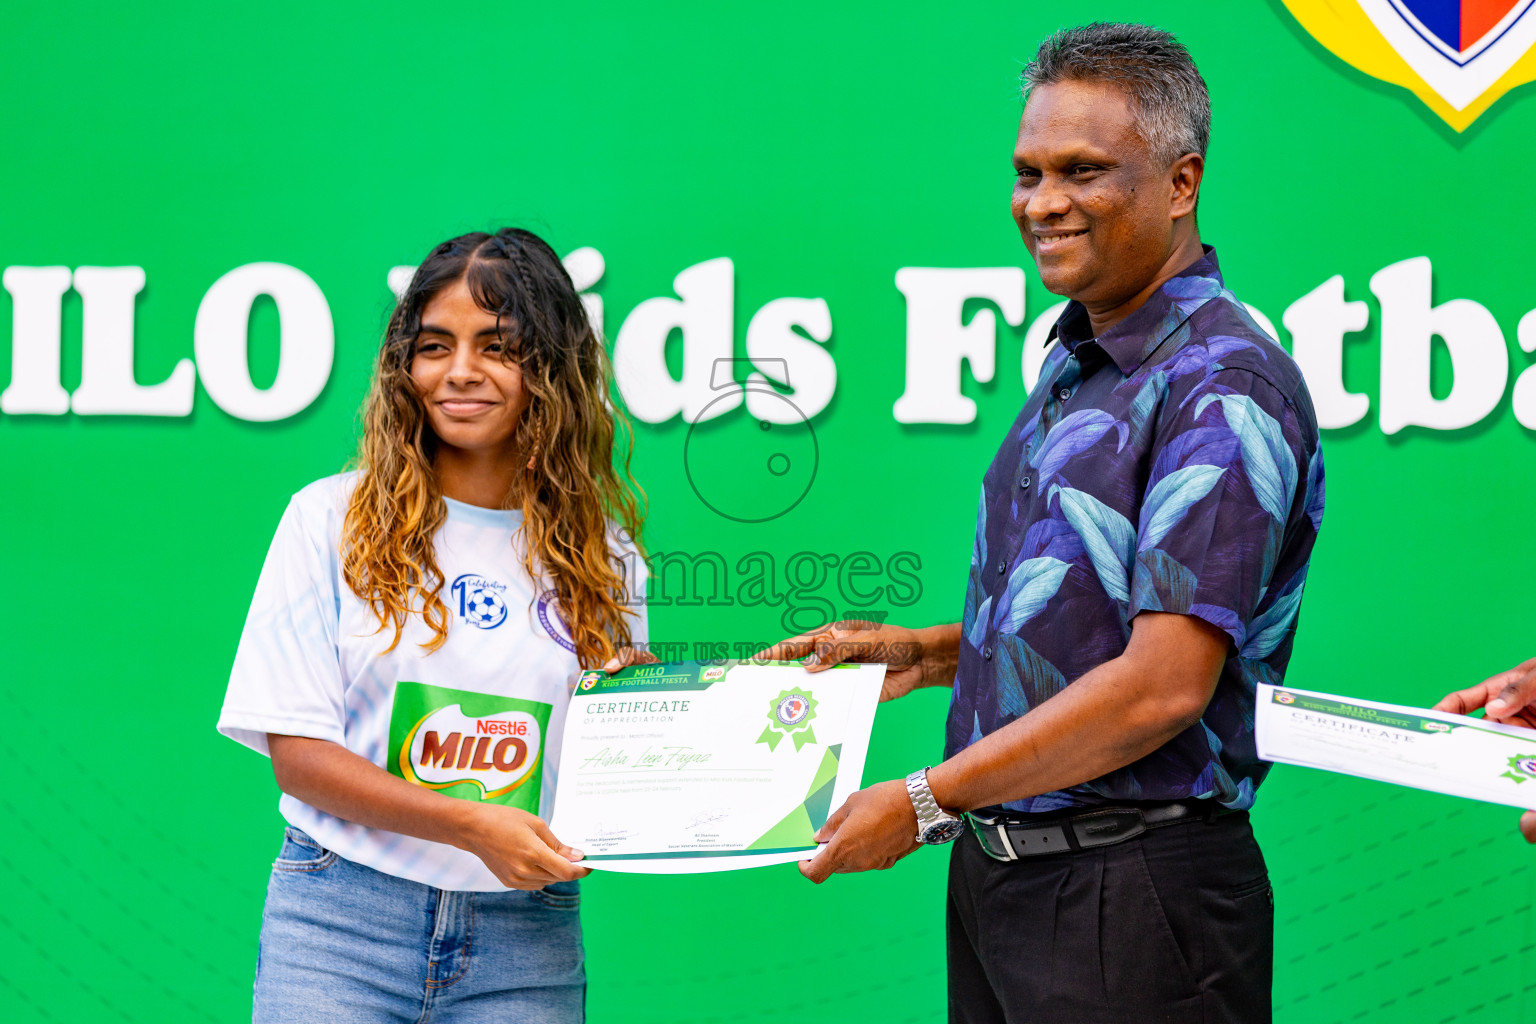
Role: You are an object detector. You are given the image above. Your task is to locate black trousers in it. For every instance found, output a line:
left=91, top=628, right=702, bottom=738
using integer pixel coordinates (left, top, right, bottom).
left=947, top=810, right=1273, bottom=1024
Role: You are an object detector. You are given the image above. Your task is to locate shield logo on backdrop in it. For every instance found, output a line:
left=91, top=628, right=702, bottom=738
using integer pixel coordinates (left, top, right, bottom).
left=1284, top=0, right=1536, bottom=129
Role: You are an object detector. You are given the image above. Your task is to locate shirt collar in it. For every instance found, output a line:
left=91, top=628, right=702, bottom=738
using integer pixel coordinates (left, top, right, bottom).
left=1052, top=246, right=1225, bottom=375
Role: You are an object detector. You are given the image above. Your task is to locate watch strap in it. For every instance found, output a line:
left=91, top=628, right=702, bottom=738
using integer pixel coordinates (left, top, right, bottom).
left=906, top=767, right=963, bottom=845
left=906, top=767, right=944, bottom=827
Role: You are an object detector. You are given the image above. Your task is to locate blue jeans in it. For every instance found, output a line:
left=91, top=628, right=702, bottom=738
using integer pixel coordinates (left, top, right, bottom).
left=253, top=827, right=585, bottom=1023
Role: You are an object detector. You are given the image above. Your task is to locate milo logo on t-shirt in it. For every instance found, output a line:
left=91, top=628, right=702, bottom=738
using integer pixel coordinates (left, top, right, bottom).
left=388, top=682, right=551, bottom=810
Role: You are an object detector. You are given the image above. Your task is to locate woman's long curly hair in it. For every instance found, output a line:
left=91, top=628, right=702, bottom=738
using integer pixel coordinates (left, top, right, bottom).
left=341, top=228, right=645, bottom=666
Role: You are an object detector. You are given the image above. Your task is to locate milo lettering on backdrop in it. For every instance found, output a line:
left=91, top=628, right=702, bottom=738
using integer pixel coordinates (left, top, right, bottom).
left=387, top=682, right=551, bottom=809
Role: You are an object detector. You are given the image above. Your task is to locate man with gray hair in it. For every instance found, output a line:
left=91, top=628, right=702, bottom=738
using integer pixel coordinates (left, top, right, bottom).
left=763, top=22, right=1322, bottom=1021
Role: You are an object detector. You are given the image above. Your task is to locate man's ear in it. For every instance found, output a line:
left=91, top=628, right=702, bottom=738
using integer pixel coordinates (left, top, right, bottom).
left=1170, top=152, right=1204, bottom=220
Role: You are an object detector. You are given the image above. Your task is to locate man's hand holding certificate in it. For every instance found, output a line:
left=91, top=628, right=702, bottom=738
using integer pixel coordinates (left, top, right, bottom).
left=548, top=659, right=884, bottom=872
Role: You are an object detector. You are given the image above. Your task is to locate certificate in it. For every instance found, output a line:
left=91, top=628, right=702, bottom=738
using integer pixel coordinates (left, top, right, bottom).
left=548, top=659, right=884, bottom=873
left=1256, top=683, right=1536, bottom=809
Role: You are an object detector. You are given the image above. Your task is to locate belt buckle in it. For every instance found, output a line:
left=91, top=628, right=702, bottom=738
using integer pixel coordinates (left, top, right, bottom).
left=964, top=812, right=1019, bottom=862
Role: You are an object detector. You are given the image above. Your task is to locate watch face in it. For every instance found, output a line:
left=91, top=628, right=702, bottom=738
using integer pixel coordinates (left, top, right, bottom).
left=921, top=819, right=965, bottom=845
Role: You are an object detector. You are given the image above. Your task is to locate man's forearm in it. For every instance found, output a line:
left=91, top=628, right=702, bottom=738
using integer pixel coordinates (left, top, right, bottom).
left=926, top=658, right=1198, bottom=810
left=925, top=614, right=1225, bottom=811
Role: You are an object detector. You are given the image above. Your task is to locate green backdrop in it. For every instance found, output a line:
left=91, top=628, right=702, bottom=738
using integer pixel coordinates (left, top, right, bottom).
left=4, top=1, right=1535, bottom=1021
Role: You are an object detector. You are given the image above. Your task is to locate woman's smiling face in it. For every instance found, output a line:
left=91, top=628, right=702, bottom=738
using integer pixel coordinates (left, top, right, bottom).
left=410, top=276, right=530, bottom=458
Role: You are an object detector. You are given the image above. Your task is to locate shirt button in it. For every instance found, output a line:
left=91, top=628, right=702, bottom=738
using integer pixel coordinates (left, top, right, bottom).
left=982, top=646, right=993, bottom=660
left=996, top=560, right=1006, bottom=576
left=1057, top=388, right=1071, bottom=401
left=1019, top=475, right=1031, bottom=490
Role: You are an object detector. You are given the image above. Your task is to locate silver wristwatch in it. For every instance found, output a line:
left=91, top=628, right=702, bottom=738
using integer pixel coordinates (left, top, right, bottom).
left=906, top=767, right=965, bottom=845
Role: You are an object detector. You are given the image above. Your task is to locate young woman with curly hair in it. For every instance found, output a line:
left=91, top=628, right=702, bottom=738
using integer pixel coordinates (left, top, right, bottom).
left=218, top=228, right=646, bottom=1022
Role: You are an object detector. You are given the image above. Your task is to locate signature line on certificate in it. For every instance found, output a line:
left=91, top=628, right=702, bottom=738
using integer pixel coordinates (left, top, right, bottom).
left=576, top=768, right=775, bottom=775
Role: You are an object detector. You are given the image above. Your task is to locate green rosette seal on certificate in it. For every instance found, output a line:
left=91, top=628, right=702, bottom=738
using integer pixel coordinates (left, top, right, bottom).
left=758, top=688, right=818, bottom=751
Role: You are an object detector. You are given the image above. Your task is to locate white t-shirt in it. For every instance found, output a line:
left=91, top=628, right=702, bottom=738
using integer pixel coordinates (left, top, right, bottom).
left=218, top=473, right=647, bottom=891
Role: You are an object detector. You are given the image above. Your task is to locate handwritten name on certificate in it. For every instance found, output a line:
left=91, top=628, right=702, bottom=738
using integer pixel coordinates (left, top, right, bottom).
left=548, top=659, right=884, bottom=873
left=1257, top=684, right=1536, bottom=809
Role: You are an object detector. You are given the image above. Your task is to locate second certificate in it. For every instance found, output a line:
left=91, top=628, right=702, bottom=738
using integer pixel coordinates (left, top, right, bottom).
left=548, top=659, right=884, bottom=872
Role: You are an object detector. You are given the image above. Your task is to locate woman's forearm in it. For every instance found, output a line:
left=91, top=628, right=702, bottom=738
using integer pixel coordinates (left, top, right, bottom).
left=267, top=734, right=481, bottom=850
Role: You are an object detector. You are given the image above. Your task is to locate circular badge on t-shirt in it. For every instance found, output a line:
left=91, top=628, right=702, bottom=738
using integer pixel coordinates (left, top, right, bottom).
left=451, top=574, right=509, bottom=629
left=536, top=590, right=577, bottom=653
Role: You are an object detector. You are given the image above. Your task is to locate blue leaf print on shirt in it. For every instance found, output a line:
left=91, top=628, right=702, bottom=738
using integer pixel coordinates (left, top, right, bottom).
left=1024, top=344, right=1071, bottom=408
left=1240, top=568, right=1308, bottom=660
left=1192, top=603, right=1244, bottom=645
left=1196, top=392, right=1297, bottom=522
left=1247, top=513, right=1285, bottom=594
left=1155, top=277, right=1223, bottom=334
left=1192, top=763, right=1217, bottom=801
left=1164, top=335, right=1257, bottom=384
left=1228, top=776, right=1256, bottom=811
left=995, top=556, right=1072, bottom=634
left=996, top=634, right=1068, bottom=718
left=1052, top=485, right=1136, bottom=602
left=1124, top=369, right=1167, bottom=439
left=1303, top=447, right=1325, bottom=535
left=1206, top=334, right=1269, bottom=359
left=966, top=595, right=992, bottom=650
left=1021, top=517, right=1086, bottom=565
left=972, top=482, right=988, bottom=571
left=964, top=484, right=988, bottom=639
left=1249, top=660, right=1282, bottom=693
left=1131, top=548, right=1198, bottom=614
left=1030, top=409, right=1116, bottom=483
left=1203, top=722, right=1225, bottom=756
left=1164, top=275, right=1224, bottom=302
left=1137, top=464, right=1225, bottom=550
left=963, top=577, right=979, bottom=645
left=1148, top=425, right=1239, bottom=483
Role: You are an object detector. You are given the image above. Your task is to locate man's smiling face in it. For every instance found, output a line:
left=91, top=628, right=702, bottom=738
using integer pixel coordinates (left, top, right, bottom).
left=1011, top=78, right=1188, bottom=313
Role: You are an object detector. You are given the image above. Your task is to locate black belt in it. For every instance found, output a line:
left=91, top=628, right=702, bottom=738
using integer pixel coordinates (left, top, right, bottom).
left=966, top=801, right=1230, bottom=862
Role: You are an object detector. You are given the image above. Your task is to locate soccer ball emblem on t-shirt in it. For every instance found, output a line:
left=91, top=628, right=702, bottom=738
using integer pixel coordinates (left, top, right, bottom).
left=451, top=574, right=509, bottom=630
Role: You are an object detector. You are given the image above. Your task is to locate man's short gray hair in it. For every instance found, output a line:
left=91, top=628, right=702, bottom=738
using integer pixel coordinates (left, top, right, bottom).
left=1022, top=23, right=1211, bottom=168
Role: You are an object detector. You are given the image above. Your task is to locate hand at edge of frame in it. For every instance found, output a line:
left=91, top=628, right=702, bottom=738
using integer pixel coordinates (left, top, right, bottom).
left=1433, top=656, right=1536, bottom=729
left=1433, top=657, right=1536, bottom=845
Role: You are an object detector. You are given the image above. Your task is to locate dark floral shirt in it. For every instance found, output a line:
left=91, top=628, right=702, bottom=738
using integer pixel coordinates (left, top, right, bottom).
left=945, top=248, right=1323, bottom=813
